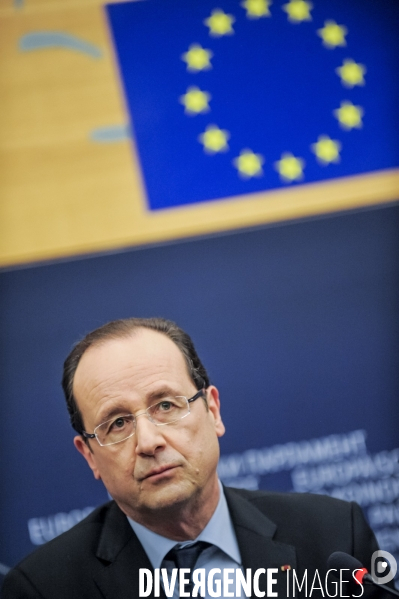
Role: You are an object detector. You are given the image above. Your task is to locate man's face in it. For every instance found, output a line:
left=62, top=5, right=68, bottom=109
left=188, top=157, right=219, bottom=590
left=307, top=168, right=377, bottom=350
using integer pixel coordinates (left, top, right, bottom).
left=73, top=329, right=225, bottom=521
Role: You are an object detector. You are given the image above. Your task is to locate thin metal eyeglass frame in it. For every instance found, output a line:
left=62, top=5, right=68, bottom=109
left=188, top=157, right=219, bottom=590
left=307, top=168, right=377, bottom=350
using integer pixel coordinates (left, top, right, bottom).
left=80, top=388, right=206, bottom=447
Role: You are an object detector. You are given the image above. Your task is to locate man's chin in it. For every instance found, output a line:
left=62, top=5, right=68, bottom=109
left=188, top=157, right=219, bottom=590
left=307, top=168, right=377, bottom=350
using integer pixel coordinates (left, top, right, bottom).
left=138, top=479, right=196, bottom=513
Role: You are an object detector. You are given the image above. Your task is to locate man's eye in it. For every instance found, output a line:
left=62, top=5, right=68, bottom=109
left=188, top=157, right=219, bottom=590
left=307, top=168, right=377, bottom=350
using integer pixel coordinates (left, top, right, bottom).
left=110, top=417, right=127, bottom=430
left=159, top=401, right=173, bottom=411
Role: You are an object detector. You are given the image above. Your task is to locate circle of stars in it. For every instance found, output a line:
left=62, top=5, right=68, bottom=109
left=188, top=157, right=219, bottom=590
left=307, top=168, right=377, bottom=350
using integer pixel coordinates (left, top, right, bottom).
left=178, top=0, right=366, bottom=183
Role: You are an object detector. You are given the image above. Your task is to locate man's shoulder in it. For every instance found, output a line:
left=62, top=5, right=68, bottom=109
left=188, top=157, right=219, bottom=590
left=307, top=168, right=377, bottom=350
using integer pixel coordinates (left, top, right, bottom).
left=226, top=485, right=352, bottom=509
left=11, top=501, right=122, bottom=571
left=224, top=486, right=356, bottom=528
left=1, top=501, right=135, bottom=597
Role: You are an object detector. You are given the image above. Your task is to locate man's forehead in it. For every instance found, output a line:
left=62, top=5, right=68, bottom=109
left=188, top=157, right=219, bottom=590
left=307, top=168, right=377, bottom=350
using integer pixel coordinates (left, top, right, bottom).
left=74, top=328, right=189, bottom=388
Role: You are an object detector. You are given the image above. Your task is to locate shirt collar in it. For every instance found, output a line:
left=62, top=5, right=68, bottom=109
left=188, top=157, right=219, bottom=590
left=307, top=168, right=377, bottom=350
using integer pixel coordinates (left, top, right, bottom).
left=128, top=481, right=241, bottom=569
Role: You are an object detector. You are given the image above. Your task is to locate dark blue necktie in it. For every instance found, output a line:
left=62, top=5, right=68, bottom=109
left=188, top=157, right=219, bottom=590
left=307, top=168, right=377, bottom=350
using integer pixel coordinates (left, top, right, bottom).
left=164, top=541, right=212, bottom=596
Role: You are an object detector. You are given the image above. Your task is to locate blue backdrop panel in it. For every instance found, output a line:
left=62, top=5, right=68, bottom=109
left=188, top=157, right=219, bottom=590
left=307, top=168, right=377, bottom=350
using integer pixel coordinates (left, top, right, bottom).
left=1, top=205, right=398, bottom=578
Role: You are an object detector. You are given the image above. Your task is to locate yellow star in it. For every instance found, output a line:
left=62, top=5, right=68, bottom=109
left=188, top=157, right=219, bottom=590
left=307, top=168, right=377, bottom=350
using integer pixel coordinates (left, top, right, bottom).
left=333, top=101, right=364, bottom=130
left=336, top=59, right=366, bottom=87
left=274, top=152, right=305, bottom=182
left=179, top=87, right=211, bottom=115
left=181, top=44, right=213, bottom=72
left=241, top=0, right=272, bottom=19
left=311, top=135, right=341, bottom=164
left=198, top=125, right=230, bottom=153
left=233, top=149, right=264, bottom=178
left=204, top=9, right=235, bottom=36
left=282, top=0, right=312, bottom=23
left=317, top=20, right=347, bottom=48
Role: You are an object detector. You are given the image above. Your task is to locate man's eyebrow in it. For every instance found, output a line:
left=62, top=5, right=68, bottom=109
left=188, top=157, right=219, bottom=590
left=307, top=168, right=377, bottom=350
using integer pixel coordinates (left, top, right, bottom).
left=95, top=387, right=182, bottom=425
left=96, top=405, right=131, bottom=426
left=147, top=386, right=180, bottom=402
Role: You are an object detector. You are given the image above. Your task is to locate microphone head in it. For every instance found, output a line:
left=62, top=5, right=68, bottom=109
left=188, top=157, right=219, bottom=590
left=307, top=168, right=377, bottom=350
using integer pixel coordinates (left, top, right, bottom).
left=327, top=551, right=365, bottom=572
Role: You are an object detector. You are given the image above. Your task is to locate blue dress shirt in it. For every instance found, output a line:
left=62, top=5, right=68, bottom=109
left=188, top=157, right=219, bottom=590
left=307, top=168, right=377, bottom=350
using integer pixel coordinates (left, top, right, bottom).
left=128, top=482, right=246, bottom=598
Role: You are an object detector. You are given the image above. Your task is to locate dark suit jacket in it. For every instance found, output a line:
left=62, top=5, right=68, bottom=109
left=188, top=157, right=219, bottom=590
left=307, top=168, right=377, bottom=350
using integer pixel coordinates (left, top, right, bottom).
left=1, top=488, right=382, bottom=599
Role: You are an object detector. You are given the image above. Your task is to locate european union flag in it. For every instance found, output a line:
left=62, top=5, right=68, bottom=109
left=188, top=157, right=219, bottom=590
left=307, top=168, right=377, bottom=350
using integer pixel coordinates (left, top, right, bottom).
left=106, top=0, right=399, bottom=210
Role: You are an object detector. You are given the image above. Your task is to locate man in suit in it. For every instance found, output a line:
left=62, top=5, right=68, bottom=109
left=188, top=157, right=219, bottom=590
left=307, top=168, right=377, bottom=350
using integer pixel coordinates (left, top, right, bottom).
left=1, top=318, right=384, bottom=599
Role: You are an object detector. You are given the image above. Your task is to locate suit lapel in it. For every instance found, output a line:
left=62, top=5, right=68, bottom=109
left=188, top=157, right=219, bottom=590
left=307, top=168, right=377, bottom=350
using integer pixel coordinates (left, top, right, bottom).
left=93, top=491, right=297, bottom=599
left=225, top=488, right=297, bottom=599
left=92, top=502, right=166, bottom=599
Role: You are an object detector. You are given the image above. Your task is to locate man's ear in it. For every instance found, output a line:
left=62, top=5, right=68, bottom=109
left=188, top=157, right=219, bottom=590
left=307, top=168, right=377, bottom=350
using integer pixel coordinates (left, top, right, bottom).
left=206, top=386, right=225, bottom=438
left=74, top=436, right=102, bottom=480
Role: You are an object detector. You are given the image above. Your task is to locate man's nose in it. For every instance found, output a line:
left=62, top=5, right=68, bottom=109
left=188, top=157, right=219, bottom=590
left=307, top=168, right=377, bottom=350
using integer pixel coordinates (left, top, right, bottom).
left=134, top=413, right=166, bottom=456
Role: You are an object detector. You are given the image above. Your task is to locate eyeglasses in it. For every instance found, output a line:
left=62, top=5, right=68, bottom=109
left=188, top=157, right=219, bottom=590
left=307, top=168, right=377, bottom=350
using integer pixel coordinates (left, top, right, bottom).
left=81, top=389, right=205, bottom=447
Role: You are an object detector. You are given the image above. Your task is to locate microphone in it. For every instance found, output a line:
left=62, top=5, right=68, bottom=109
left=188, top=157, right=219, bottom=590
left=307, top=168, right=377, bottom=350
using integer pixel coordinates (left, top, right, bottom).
left=327, top=551, right=399, bottom=598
